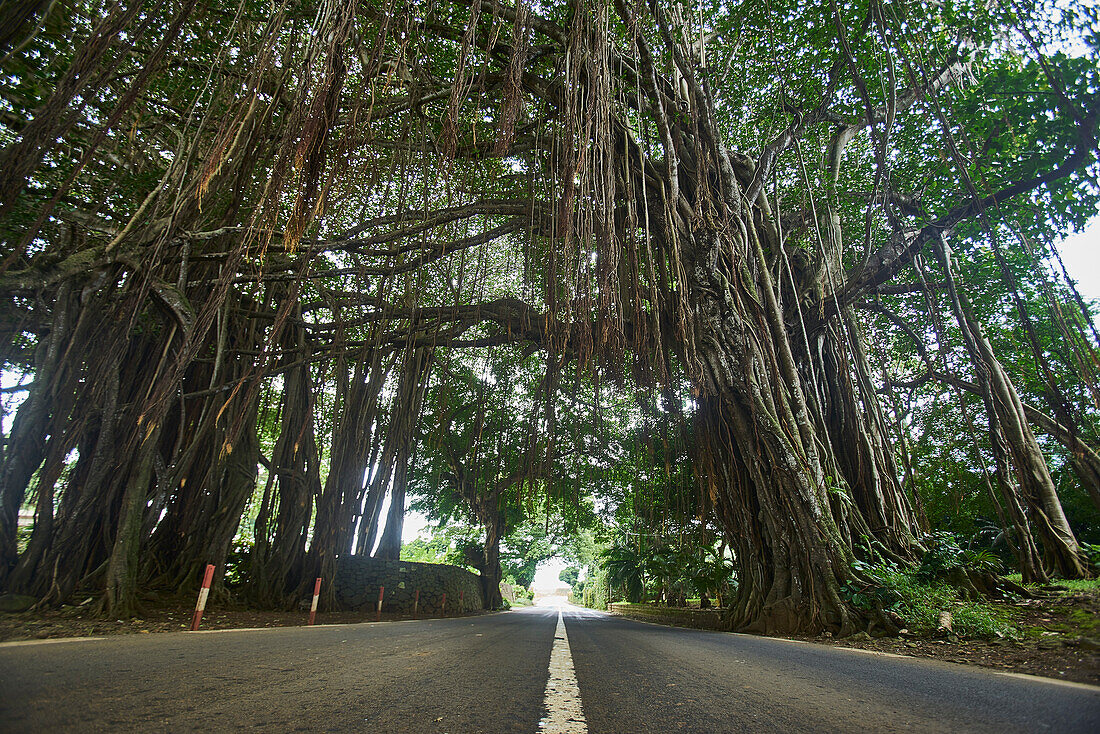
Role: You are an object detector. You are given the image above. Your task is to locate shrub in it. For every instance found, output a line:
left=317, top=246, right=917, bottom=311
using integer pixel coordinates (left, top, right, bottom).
left=848, top=561, right=1015, bottom=639
left=1082, top=543, right=1100, bottom=570
left=917, top=531, right=993, bottom=579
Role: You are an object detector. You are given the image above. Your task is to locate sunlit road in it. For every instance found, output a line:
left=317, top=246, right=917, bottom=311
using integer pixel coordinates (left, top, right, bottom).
left=1, top=600, right=1097, bottom=732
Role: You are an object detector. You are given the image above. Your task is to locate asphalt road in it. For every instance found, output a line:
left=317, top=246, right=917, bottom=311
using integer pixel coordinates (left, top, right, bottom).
left=0, top=603, right=1096, bottom=733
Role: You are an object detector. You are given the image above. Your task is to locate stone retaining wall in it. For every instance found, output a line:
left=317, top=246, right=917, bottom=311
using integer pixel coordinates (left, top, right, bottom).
left=335, top=556, right=484, bottom=613
left=608, top=602, right=727, bottom=631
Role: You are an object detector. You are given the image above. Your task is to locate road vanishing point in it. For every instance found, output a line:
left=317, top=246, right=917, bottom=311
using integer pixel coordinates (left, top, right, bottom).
left=1, top=600, right=1097, bottom=733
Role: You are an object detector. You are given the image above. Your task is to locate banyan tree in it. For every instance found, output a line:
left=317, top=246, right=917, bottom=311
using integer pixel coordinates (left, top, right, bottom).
left=0, top=0, right=1097, bottom=631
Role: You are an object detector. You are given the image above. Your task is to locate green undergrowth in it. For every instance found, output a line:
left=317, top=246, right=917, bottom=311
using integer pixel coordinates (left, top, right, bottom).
left=1048, top=608, right=1100, bottom=635
left=848, top=559, right=1015, bottom=639
left=885, top=568, right=1013, bottom=638
left=840, top=533, right=1024, bottom=639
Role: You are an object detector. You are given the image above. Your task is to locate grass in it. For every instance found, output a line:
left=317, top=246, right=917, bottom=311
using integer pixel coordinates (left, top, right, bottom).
left=861, top=565, right=1016, bottom=639
left=1066, top=608, right=1100, bottom=631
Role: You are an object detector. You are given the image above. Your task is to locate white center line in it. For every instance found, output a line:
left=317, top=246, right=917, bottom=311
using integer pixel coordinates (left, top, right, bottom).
left=538, top=608, right=588, bottom=734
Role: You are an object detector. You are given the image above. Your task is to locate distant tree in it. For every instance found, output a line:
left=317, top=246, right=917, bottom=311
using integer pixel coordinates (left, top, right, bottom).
left=602, top=541, right=648, bottom=603
left=399, top=538, right=449, bottom=565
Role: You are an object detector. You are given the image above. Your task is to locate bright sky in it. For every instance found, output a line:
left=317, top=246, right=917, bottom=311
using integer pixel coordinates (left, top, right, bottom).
left=532, top=558, right=571, bottom=592
left=400, top=506, right=430, bottom=543
left=1057, top=216, right=1100, bottom=303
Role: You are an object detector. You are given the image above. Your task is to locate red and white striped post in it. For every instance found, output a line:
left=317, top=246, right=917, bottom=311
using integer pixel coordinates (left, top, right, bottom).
left=413, top=589, right=420, bottom=618
left=376, top=586, right=385, bottom=622
left=440, top=592, right=446, bottom=615
left=308, top=577, right=322, bottom=625
left=190, top=564, right=215, bottom=631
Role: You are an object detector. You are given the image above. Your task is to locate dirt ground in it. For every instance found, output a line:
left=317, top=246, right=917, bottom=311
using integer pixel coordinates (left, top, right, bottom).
left=795, top=587, right=1100, bottom=686
left=2, top=589, right=1097, bottom=687
left=0, top=596, right=476, bottom=642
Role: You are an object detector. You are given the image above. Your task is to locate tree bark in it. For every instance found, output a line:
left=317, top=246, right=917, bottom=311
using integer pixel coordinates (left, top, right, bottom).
left=0, top=281, right=74, bottom=585
left=818, top=313, right=928, bottom=557
left=936, top=239, right=1087, bottom=580
left=374, top=456, right=409, bottom=561
left=375, top=346, right=434, bottom=560
left=248, top=348, right=320, bottom=607
left=481, top=516, right=504, bottom=610
left=104, top=423, right=162, bottom=617
left=685, top=226, right=871, bottom=635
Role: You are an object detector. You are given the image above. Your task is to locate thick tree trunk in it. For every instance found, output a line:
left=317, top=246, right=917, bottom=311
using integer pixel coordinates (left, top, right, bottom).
left=204, top=405, right=261, bottom=588
left=685, top=227, right=873, bottom=635
left=6, top=292, right=173, bottom=607
left=374, top=455, right=408, bottom=560
left=310, top=354, right=388, bottom=607
left=981, top=342, right=1087, bottom=579
left=321, top=348, right=396, bottom=561
left=0, top=282, right=74, bottom=585
left=248, top=351, right=320, bottom=607
left=147, top=389, right=261, bottom=596
left=698, top=394, right=863, bottom=635
left=367, top=345, right=433, bottom=559
left=0, top=390, right=50, bottom=583
left=815, top=315, right=925, bottom=560
left=26, top=355, right=123, bottom=604
left=310, top=345, right=402, bottom=604
left=937, top=241, right=1087, bottom=579
left=141, top=288, right=264, bottom=596
left=1021, top=403, right=1100, bottom=513
left=482, top=518, right=504, bottom=610
left=104, top=424, right=162, bottom=617
left=4, top=446, right=61, bottom=594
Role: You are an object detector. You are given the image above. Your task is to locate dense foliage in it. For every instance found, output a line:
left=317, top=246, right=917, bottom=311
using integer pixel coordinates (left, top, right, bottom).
left=0, top=0, right=1096, bottom=635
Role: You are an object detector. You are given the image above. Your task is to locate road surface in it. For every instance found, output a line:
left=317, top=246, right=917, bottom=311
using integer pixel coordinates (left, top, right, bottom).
left=1, top=602, right=1096, bottom=732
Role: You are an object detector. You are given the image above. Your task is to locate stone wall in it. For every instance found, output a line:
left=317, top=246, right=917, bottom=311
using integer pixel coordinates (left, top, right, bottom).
left=500, top=581, right=517, bottom=603
left=334, top=556, right=484, bottom=614
left=608, top=602, right=727, bottom=631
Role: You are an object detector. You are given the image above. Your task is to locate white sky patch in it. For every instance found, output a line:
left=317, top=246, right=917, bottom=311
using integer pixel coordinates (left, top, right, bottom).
left=363, top=494, right=430, bottom=551
left=1056, top=216, right=1100, bottom=304
left=538, top=609, right=588, bottom=734
left=532, top=558, right=570, bottom=593
left=401, top=508, right=430, bottom=542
